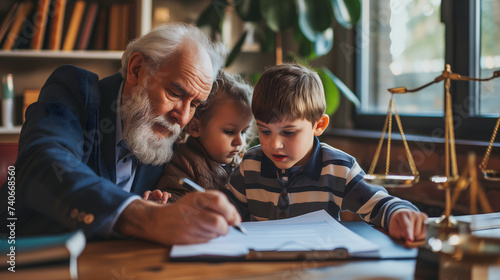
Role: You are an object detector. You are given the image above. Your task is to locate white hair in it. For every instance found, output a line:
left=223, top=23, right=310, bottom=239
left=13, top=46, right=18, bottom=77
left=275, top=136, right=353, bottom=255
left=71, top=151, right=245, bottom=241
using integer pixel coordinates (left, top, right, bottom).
left=120, top=23, right=226, bottom=81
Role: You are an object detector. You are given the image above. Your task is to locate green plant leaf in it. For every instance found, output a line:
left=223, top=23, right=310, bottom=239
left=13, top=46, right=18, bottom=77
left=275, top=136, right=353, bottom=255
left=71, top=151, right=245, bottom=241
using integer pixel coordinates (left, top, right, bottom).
left=197, top=0, right=229, bottom=33
left=225, top=31, right=248, bottom=68
left=321, top=66, right=361, bottom=107
left=293, top=24, right=317, bottom=59
left=250, top=72, right=262, bottom=85
left=293, top=23, right=333, bottom=58
left=331, top=0, right=361, bottom=29
left=312, top=27, right=334, bottom=57
left=235, top=0, right=261, bottom=22
left=317, top=67, right=340, bottom=115
left=255, top=24, right=276, bottom=53
left=297, top=0, right=333, bottom=41
left=259, top=0, right=297, bottom=32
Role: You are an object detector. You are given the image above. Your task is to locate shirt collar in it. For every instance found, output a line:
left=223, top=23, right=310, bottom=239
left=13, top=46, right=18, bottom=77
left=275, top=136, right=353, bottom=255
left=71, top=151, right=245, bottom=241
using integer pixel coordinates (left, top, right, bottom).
left=261, top=136, right=322, bottom=180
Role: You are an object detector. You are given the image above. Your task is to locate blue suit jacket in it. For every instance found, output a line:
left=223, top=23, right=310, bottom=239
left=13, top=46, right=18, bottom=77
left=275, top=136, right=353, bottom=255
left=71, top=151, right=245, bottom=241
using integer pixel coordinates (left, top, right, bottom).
left=0, top=65, right=165, bottom=239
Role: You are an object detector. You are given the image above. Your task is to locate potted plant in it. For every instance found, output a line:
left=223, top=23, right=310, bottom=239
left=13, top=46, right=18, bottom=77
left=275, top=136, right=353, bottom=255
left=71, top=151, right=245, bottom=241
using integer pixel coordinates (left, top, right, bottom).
left=197, top=0, right=361, bottom=115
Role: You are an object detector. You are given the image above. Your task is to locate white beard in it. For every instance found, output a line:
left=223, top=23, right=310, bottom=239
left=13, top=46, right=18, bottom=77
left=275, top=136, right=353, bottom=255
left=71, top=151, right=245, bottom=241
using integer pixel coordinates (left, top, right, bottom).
left=121, top=78, right=181, bottom=166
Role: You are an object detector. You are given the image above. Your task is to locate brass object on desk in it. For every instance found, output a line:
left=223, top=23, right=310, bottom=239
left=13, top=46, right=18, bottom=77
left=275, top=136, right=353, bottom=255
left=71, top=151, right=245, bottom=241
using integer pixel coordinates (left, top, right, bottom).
left=395, top=64, right=500, bottom=279
left=428, top=223, right=500, bottom=263
left=422, top=213, right=500, bottom=280
left=364, top=95, right=419, bottom=188
left=482, top=169, right=500, bottom=181
left=479, top=113, right=500, bottom=181
left=387, top=64, right=499, bottom=228
left=364, top=174, right=418, bottom=188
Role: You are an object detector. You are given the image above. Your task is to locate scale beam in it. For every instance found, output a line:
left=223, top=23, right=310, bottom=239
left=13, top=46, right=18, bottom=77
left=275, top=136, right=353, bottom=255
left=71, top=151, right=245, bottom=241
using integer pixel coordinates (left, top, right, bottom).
left=388, top=66, right=500, bottom=94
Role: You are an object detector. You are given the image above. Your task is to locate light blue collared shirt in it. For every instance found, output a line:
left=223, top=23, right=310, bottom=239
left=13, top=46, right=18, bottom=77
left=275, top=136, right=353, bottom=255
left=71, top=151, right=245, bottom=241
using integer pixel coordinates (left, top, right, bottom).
left=115, top=82, right=138, bottom=193
left=104, top=82, right=140, bottom=237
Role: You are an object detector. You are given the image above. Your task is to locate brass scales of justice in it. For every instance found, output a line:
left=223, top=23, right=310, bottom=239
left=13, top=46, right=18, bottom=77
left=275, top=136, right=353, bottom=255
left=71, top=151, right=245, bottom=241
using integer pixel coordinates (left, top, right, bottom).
left=364, top=64, right=500, bottom=230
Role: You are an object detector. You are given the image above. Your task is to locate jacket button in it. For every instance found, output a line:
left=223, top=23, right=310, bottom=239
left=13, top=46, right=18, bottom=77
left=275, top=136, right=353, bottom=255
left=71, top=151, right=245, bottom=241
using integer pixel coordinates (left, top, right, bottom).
left=77, top=211, right=86, bottom=222
left=70, top=208, right=78, bottom=219
left=84, top=214, right=94, bottom=224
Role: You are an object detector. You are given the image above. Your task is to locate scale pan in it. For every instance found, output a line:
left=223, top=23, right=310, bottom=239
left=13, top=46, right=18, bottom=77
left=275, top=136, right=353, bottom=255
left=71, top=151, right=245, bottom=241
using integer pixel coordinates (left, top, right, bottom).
left=483, top=169, right=500, bottom=181
left=430, top=175, right=459, bottom=184
left=364, top=174, right=419, bottom=188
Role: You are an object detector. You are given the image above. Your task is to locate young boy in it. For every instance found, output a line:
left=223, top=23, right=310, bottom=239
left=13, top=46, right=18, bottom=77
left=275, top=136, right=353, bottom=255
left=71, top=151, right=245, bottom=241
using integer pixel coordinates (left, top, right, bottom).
left=224, top=63, right=427, bottom=243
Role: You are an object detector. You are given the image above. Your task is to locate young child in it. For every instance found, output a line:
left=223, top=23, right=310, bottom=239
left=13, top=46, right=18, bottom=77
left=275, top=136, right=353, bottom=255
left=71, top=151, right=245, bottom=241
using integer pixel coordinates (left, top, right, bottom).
left=143, top=71, right=254, bottom=203
left=224, top=63, right=427, bottom=243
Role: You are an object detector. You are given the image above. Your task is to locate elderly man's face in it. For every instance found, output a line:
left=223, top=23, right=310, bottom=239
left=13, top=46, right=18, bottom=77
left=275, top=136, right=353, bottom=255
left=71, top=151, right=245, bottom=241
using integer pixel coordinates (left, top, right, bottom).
left=147, top=43, right=213, bottom=136
left=121, top=43, right=214, bottom=165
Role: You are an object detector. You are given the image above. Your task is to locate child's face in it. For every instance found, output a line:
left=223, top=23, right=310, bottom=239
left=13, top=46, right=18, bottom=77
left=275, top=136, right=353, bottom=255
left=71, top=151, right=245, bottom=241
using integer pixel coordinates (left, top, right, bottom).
left=198, top=102, right=253, bottom=164
left=257, top=117, right=326, bottom=170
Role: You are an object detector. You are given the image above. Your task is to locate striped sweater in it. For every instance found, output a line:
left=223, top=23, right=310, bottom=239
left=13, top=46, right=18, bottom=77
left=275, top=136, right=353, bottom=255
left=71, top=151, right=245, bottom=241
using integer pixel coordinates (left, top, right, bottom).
left=224, top=137, right=419, bottom=229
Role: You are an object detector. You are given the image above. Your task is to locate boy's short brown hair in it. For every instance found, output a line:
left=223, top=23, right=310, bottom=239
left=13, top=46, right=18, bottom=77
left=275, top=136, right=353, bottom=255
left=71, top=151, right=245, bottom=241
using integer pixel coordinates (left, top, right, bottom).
left=252, top=63, right=326, bottom=124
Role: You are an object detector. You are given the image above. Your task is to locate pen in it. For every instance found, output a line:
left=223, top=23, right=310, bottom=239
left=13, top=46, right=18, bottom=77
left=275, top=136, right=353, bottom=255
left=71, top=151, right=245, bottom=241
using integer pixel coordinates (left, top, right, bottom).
left=179, top=178, right=248, bottom=235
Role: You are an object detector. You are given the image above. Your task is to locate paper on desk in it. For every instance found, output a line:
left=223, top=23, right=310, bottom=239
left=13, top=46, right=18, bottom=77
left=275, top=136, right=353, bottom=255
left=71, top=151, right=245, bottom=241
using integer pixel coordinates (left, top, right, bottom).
left=171, top=210, right=379, bottom=258
left=454, top=212, right=500, bottom=238
left=455, top=212, right=500, bottom=231
left=428, top=212, right=500, bottom=238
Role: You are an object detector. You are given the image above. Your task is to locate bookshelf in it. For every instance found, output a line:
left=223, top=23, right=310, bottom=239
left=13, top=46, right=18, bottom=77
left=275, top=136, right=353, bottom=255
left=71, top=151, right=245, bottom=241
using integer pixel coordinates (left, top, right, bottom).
left=0, top=0, right=157, bottom=141
left=0, top=126, right=22, bottom=142
left=0, top=50, right=123, bottom=142
left=0, top=49, right=123, bottom=59
left=0, top=0, right=214, bottom=141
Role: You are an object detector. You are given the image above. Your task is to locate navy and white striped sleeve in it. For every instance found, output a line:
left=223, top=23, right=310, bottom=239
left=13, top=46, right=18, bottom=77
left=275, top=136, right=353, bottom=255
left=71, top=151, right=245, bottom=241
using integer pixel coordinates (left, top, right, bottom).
left=341, top=161, right=419, bottom=229
left=224, top=162, right=250, bottom=221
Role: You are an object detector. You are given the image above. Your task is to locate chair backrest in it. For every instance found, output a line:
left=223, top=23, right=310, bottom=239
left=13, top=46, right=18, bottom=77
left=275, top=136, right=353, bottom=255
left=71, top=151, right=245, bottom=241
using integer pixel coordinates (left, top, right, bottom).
left=0, top=143, right=18, bottom=187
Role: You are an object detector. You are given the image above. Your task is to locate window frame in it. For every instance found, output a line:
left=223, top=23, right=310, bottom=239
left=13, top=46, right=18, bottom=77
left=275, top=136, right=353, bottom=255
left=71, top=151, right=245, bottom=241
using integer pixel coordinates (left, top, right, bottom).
left=353, top=0, right=499, bottom=141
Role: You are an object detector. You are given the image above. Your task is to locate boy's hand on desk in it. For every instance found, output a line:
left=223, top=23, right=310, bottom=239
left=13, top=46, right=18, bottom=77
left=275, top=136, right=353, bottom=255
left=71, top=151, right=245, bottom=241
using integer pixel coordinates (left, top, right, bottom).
left=388, top=209, right=428, bottom=245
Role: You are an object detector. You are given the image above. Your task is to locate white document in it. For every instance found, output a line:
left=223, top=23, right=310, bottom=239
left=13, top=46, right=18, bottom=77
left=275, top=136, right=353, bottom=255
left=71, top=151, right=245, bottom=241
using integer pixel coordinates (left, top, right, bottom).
left=171, top=210, right=379, bottom=259
left=452, top=212, right=500, bottom=238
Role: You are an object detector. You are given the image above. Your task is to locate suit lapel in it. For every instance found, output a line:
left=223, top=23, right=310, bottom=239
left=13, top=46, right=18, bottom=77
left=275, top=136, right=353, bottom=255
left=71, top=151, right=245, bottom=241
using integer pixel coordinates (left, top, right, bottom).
left=131, top=164, right=165, bottom=195
left=98, top=73, right=167, bottom=194
left=98, top=73, right=123, bottom=182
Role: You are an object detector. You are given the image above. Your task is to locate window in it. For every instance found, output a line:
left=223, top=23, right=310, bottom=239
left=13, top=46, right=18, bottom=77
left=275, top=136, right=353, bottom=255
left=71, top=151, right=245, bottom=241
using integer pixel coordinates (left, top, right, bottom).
left=355, top=0, right=500, bottom=139
left=480, top=0, right=500, bottom=115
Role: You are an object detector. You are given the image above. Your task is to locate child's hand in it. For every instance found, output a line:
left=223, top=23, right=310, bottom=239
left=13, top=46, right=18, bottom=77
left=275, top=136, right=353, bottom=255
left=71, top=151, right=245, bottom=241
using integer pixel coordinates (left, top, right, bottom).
left=388, top=209, right=428, bottom=245
left=143, top=189, right=172, bottom=204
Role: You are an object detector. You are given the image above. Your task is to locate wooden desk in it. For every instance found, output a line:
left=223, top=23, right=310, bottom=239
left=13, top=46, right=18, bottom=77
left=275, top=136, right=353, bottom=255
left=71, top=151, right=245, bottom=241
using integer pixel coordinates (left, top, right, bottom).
left=77, top=221, right=427, bottom=280
left=77, top=239, right=419, bottom=280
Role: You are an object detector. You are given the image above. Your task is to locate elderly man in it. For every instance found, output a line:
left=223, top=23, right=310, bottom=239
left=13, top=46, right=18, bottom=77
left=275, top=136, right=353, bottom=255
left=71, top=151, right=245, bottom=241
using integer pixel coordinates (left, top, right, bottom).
left=0, top=24, right=240, bottom=245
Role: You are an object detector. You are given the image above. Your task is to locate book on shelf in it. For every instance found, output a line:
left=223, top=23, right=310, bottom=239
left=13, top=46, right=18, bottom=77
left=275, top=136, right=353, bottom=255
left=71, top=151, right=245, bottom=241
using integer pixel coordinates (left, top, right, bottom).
left=62, top=0, right=86, bottom=51
left=2, top=1, right=34, bottom=51
left=127, top=0, right=139, bottom=44
left=48, top=0, right=67, bottom=50
left=30, top=0, right=51, bottom=50
left=0, top=2, right=20, bottom=47
left=0, top=230, right=86, bottom=280
left=107, top=3, right=121, bottom=51
left=13, top=0, right=38, bottom=50
left=119, top=2, right=129, bottom=50
left=90, top=5, right=107, bottom=50
left=75, top=1, right=98, bottom=50
left=23, top=89, right=40, bottom=122
left=0, top=0, right=151, bottom=52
